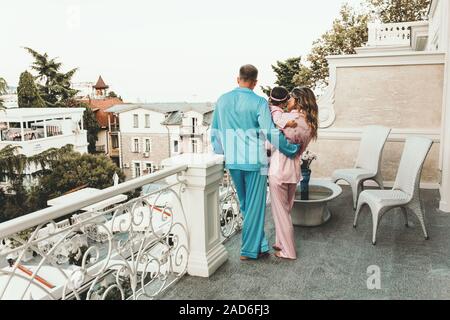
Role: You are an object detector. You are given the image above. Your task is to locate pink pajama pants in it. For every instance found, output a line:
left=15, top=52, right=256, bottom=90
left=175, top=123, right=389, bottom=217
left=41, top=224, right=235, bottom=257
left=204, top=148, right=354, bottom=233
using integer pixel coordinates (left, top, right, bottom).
left=269, top=178, right=297, bottom=259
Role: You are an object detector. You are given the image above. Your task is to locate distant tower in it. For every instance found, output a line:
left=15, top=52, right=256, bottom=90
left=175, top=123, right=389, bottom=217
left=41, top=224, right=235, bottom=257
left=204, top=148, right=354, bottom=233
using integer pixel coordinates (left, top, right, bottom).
left=92, top=76, right=109, bottom=99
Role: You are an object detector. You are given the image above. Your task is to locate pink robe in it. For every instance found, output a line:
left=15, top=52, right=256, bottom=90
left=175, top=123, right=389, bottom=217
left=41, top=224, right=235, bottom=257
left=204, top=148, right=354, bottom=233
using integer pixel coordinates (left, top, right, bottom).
left=268, top=107, right=312, bottom=184
left=267, top=106, right=313, bottom=260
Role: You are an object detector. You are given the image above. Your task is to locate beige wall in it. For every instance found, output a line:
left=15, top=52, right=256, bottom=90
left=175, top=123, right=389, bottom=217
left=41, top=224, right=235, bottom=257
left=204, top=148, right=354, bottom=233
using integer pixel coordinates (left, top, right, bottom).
left=313, top=63, right=444, bottom=187
left=333, top=64, right=444, bottom=128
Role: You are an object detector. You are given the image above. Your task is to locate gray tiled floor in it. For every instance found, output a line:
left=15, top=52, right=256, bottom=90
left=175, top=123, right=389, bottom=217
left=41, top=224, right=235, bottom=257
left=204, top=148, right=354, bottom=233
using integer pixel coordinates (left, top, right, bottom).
left=161, top=187, right=450, bottom=300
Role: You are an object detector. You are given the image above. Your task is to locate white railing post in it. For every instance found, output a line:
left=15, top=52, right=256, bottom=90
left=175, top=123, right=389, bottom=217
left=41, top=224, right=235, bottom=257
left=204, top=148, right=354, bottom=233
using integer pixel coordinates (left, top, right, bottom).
left=162, top=153, right=228, bottom=277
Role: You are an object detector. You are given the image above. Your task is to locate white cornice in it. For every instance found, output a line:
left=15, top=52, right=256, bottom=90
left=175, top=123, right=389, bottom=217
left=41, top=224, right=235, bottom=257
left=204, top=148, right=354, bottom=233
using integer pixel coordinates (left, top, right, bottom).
left=326, top=51, right=445, bottom=67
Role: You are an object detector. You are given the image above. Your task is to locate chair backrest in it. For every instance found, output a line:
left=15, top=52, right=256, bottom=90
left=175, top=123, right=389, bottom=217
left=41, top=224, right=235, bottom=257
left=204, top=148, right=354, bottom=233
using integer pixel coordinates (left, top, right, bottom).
left=393, top=136, right=433, bottom=197
left=355, top=126, right=391, bottom=173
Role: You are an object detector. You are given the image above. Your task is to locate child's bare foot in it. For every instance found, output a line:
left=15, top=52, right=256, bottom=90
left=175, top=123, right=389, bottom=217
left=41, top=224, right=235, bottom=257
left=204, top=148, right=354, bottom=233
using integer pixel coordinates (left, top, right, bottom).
left=274, top=251, right=297, bottom=261
left=272, top=245, right=282, bottom=251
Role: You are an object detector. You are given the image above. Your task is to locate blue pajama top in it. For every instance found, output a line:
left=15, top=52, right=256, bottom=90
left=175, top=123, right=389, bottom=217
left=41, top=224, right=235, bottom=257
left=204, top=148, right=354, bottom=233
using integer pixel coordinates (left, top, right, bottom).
left=211, top=87, right=300, bottom=171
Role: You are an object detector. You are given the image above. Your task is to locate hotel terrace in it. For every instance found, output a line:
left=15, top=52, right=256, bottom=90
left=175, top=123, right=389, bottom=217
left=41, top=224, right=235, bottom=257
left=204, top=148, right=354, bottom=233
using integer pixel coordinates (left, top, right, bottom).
left=1, top=0, right=450, bottom=300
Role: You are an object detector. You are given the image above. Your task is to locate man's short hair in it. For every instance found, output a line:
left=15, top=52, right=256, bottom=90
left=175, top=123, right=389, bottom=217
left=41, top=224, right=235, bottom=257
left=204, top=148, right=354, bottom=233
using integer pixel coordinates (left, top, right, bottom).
left=239, top=64, right=258, bottom=82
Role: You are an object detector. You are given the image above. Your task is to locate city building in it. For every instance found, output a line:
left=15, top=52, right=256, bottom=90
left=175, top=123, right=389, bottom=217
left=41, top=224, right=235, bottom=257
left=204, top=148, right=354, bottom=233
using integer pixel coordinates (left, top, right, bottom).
left=0, top=108, right=88, bottom=189
left=311, top=0, right=450, bottom=213
left=76, top=76, right=123, bottom=165
left=105, top=102, right=214, bottom=180
left=0, top=86, right=18, bottom=109
left=4, top=0, right=450, bottom=301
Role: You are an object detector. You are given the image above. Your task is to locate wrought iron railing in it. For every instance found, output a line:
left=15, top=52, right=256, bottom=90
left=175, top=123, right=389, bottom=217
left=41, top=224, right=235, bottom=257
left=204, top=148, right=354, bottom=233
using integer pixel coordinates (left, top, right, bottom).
left=219, top=171, right=242, bottom=242
left=0, top=165, right=189, bottom=300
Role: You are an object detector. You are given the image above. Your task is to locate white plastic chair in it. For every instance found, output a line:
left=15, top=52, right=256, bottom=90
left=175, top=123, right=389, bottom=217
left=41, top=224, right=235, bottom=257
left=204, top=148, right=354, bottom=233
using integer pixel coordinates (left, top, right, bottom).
left=354, top=136, right=433, bottom=245
left=332, top=126, right=391, bottom=209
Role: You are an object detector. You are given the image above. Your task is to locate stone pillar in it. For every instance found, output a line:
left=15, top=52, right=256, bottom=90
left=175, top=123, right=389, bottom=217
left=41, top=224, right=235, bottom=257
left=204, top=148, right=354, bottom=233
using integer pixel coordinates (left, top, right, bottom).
left=162, top=153, right=228, bottom=277
left=440, top=0, right=450, bottom=213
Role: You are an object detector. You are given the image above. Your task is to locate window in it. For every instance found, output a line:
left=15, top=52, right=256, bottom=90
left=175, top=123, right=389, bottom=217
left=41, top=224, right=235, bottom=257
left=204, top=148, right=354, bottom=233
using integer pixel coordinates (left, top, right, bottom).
left=133, top=138, right=140, bottom=153
left=143, top=162, right=153, bottom=175
left=145, top=114, right=150, bottom=128
left=111, top=135, right=119, bottom=149
left=191, top=118, right=198, bottom=134
left=133, top=162, right=141, bottom=178
left=173, top=140, right=179, bottom=153
left=191, top=139, right=198, bottom=154
left=144, top=138, right=152, bottom=152
left=133, top=114, right=139, bottom=128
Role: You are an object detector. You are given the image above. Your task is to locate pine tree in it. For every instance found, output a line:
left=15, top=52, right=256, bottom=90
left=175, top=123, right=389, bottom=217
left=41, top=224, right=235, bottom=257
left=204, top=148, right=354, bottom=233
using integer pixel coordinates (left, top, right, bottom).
left=24, top=47, right=79, bottom=107
left=18, top=71, right=45, bottom=108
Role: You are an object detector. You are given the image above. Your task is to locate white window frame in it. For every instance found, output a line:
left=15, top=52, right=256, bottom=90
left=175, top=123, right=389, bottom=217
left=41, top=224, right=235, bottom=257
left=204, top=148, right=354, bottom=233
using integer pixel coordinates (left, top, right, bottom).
left=132, top=137, right=140, bottom=153
left=142, top=161, right=153, bottom=175
left=133, top=114, right=139, bottom=128
left=144, top=138, right=152, bottom=153
left=132, top=161, right=142, bottom=178
left=145, top=114, right=151, bottom=128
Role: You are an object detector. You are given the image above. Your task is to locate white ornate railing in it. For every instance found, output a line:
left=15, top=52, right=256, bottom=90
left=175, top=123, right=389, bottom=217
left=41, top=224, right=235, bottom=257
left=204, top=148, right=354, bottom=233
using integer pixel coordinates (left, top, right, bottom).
left=366, top=21, right=429, bottom=48
left=219, top=171, right=242, bottom=242
left=367, top=22, right=414, bottom=46
left=0, top=165, right=191, bottom=300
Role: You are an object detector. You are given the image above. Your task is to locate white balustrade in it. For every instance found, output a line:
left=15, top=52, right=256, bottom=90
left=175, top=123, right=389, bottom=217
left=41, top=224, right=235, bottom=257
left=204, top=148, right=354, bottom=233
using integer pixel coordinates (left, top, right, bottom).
left=0, top=154, right=231, bottom=300
left=366, top=21, right=429, bottom=48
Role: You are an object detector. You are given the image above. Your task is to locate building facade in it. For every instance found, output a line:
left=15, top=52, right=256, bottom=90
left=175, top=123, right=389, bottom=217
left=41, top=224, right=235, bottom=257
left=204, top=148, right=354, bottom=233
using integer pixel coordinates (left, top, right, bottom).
left=76, top=76, right=123, bottom=165
left=0, top=108, right=88, bottom=190
left=106, top=103, right=214, bottom=180
left=313, top=0, right=450, bottom=213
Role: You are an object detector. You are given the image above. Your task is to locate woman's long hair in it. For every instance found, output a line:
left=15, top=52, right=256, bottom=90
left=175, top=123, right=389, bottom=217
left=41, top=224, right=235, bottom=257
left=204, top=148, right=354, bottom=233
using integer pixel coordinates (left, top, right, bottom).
left=290, top=87, right=319, bottom=141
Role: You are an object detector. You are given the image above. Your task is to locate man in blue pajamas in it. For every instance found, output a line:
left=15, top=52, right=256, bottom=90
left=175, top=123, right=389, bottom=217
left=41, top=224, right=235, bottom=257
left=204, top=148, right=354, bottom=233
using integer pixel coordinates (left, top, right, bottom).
left=211, top=65, right=300, bottom=261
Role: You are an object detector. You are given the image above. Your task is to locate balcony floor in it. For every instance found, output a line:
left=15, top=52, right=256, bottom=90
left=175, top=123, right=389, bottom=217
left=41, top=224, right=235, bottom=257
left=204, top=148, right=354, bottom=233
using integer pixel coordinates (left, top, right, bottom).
left=161, top=187, right=450, bottom=300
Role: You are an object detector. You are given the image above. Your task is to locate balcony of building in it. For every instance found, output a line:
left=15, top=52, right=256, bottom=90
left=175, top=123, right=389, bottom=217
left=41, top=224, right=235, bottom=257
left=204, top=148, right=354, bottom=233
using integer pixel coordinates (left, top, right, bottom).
left=180, top=125, right=204, bottom=137
left=356, top=21, right=430, bottom=54
left=109, top=123, right=120, bottom=133
left=0, top=152, right=449, bottom=300
left=0, top=108, right=88, bottom=156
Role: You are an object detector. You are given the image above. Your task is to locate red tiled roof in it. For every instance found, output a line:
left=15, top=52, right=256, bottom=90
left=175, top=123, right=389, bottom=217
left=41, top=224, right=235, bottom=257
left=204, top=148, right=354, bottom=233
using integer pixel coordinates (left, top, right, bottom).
left=93, top=76, right=109, bottom=90
left=81, top=97, right=123, bottom=128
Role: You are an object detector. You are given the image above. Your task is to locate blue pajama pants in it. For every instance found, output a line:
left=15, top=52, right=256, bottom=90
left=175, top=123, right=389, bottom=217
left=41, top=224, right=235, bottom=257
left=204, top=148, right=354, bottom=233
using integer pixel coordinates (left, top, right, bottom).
left=229, top=169, right=269, bottom=259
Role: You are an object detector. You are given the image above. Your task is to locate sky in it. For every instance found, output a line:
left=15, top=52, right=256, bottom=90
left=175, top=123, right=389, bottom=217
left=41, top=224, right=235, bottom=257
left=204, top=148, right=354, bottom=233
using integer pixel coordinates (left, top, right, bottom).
left=1, top=0, right=362, bottom=103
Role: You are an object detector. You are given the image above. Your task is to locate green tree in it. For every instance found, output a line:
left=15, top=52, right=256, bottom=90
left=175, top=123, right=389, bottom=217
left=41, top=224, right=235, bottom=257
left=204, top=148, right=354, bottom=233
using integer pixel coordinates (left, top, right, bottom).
left=269, top=1, right=431, bottom=91
left=107, top=91, right=118, bottom=98
left=368, top=0, right=431, bottom=23
left=35, top=146, right=125, bottom=200
left=24, top=47, right=79, bottom=107
left=261, top=56, right=313, bottom=96
left=0, top=145, right=30, bottom=221
left=295, top=4, right=370, bottom=90
left=65, top=99, right=101, bottom=154
left=0, top=144, right=127, bottom=221
left=18, top=70, right=45, bottom=108
left=0, top=77, right=7, bottom=110
left=0, top=77, right=7, bottom=94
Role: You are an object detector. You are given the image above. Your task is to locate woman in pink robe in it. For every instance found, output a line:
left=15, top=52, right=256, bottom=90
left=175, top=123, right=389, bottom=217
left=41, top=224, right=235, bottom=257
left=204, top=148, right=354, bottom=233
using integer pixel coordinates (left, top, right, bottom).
left=268, top=87, right=319, bottom=260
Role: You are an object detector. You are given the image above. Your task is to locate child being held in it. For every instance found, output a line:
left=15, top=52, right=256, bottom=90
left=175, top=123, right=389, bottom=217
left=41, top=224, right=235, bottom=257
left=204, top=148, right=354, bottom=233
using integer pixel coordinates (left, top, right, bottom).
left=266, top=86, right=303, bottom=158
